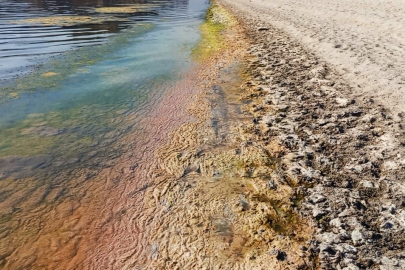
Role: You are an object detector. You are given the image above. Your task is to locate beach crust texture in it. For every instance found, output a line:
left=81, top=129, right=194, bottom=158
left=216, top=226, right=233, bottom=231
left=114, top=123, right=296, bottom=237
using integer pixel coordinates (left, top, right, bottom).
left=219, top=0, right=405, bottom=269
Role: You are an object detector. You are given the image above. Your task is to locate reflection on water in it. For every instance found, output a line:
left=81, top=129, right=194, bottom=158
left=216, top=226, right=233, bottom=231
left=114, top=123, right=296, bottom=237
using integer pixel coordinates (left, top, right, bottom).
left=0, top=0, right=209, bottom=268
left=0, top=0, right=194, bottom=80
left=23, top=0, right=149, bottom=8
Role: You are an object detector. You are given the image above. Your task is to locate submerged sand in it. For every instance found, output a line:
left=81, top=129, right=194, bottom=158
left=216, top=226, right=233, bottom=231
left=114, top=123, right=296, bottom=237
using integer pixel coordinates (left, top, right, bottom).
left=0, top=4, right=314, bottom=269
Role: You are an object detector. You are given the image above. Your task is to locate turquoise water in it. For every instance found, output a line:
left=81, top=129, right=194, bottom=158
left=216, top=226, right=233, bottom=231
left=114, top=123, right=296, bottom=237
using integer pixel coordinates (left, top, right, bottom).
left=0, top=1, right=210, bottom=267
left=0, top=0, right=209, bottom=177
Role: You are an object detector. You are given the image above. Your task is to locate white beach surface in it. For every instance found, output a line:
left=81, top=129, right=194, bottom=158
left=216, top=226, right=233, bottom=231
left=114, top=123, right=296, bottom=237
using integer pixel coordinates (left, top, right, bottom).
left=223, top=0, right=405, bottom=115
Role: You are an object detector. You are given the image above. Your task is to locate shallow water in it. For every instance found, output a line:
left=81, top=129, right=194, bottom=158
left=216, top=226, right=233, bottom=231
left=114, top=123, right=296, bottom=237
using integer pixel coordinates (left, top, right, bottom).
left=0, top=0, right=209, bottom=268
left=0, top=0, right=208, bottom=174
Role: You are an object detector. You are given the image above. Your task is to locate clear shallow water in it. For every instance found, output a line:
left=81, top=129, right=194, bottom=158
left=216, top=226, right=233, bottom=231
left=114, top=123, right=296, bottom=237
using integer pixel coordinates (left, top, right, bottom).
left=0, top=0, right=208, bottom=172
left=0, top=0, right=209, bottom=268
left=0, top=0, right=207, bottom=80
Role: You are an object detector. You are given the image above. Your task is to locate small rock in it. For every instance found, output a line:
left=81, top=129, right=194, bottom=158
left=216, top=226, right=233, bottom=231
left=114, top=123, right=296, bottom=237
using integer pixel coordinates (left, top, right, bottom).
left=268, top=180, right=277, bottom=190
left=339, top=230, right=351, bottom=241
left=308, top=193, right=327, bottom=204
left=384, top=160, right=398, bottom=171
left=275, top=104, right=289, bottom=112
left=351, top=228, right=364, bottom=246
left=372, top=128, right=383, bottom=136
left=309, top=66, right=328, bottom=79
left=380, top=221, right=394, bottom=230
left=330, top=218, right=342, bottom=228
left=317, top=232, right=341, bottom=244
left=381, top=256, right=399, bottom=267
left=336, top=97, right=349, bottom=107
left=359, top=180, right=378, bottom=189
left=313, top=205, right=329, bottom=218
left=351, top=111, right=363, bottom=117
left=341, top=243, right=358, bottom=254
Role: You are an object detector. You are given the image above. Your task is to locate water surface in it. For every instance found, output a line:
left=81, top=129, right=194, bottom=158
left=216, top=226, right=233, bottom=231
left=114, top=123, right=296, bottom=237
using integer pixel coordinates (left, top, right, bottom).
left=0, top=0, right=209, bottom=268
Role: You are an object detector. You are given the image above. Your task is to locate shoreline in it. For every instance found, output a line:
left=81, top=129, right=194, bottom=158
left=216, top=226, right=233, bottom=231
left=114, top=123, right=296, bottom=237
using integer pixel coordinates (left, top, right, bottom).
left=142, top=3, right=314, bottom=269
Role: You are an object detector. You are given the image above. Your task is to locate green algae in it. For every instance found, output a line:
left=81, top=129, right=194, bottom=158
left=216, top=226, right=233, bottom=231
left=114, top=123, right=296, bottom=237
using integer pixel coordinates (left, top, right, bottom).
left=192, top=4, right=237, bottom=60
left=0, top=107, right=107, bottom=157
left=0, top=132, right=54, bottom=157
left=0, top=110, right=110, bottom=158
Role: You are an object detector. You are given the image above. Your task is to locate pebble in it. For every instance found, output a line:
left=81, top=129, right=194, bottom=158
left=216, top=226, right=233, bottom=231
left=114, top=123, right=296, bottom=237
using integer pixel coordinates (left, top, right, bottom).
left=336, top=97, right=349, bottom=107
left=351, top=229, right=364, bottom=246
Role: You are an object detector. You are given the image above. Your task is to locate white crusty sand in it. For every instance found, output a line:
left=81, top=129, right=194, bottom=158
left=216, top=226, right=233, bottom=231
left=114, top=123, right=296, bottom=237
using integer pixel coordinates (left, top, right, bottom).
left=218, top=0, right=405, bottom=268
left=222, top=0, right=405, bottom=116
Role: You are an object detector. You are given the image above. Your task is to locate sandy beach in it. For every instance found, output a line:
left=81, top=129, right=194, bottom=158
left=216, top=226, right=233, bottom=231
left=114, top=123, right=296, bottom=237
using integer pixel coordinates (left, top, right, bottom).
left=222, top=0, right=405, bottom=116
left=216, top=0, right=405, bottom=268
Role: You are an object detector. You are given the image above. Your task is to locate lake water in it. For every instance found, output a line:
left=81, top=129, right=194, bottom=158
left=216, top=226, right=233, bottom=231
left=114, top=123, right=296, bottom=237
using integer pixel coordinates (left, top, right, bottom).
left=0, top=0, right=209, bottom=268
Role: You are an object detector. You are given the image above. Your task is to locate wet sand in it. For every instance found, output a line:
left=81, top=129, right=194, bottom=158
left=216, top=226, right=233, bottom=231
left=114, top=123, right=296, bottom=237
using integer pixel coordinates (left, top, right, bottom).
left=134, top=4, right=314, bottom=269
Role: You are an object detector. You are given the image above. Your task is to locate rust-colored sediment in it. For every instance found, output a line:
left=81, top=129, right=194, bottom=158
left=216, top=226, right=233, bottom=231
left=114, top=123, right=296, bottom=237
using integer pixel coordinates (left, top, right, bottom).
left=145, top=10, right=314, bottom=268
left=0, top=3, right=314, bottom=269
left=0, top=61, right=204, bottom=269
